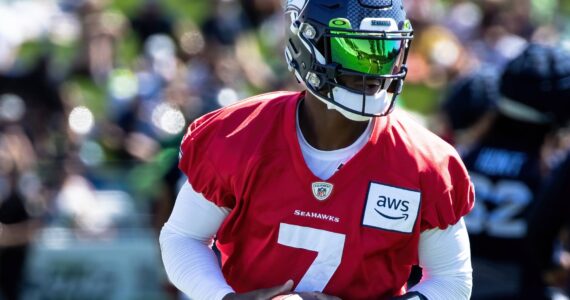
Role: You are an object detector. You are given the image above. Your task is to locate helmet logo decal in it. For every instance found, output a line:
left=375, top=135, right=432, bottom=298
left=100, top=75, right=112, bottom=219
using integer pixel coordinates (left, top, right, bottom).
left=312, top=182, right=334, bottom=201
left=330, top=18, right=352, bottom=29
left=360, top=18, right=397, bottom=31
left=331, top=19, right=349, bottom=27
left=371, top=20, right=391, bottom=26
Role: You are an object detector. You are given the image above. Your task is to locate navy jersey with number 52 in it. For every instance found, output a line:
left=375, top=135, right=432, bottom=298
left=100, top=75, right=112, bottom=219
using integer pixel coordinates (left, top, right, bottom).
left=461, top=121, right=544, bottom=261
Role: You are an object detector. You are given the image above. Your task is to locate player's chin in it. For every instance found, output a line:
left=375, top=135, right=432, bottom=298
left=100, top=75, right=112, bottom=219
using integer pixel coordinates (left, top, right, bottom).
left=272, top=294, right=303, bottom=300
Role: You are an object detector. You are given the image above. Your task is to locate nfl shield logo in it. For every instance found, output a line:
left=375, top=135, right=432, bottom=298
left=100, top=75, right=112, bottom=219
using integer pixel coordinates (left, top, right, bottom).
left=311, top=182, right=334, bottom=201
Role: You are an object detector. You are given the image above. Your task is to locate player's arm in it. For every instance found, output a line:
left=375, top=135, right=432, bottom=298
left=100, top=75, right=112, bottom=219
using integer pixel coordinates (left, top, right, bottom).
left=159, top=181, right=234, bottom=299
left=406, top=218, right=473, bottom=300
left=160, top=181, right=299, bottom=300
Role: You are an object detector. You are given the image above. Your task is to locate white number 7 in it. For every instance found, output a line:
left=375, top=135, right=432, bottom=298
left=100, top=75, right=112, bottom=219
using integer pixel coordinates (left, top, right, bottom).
left=277, top=223, right=346, bottom=292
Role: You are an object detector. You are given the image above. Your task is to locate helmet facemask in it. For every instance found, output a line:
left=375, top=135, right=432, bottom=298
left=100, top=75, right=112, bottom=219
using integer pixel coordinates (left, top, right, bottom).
left=284, top=3, right=414, bottom=120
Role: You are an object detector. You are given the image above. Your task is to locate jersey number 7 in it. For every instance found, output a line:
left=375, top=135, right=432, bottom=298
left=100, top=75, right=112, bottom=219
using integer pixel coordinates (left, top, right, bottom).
left=277, top=223, right=346, bottom=292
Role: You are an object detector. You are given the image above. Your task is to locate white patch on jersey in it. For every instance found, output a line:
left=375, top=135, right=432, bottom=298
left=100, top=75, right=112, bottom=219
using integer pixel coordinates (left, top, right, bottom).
left=362, top=182, right=421, bottom=234
left=311, top=182, right=333, bottom=201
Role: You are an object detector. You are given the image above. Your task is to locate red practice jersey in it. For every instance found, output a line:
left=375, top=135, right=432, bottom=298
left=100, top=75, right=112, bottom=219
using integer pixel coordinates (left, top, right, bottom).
left=179, top=91, right=474, bottom=300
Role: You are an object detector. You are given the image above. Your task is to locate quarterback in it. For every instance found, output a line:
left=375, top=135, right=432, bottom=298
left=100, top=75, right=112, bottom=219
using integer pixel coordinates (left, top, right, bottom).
left=160, top=0, right=474, bottom=299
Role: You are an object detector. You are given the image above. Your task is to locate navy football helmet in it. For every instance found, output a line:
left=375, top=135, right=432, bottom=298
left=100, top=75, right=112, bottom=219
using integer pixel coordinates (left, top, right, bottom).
left=500, top=43, right=570, bottom=125
left=284, top=0, right=414, bottom=121
left=442, top=66, right=500, bottom=130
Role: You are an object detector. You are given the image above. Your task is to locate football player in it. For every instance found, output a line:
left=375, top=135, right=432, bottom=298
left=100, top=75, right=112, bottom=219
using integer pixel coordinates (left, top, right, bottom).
left=160, top=1, right=474, bottom=299
left=528, top=152, right=570, bottom=298
left=438, top=66, right=500, bottom=154
left=462, top=44, right=570, bottom=300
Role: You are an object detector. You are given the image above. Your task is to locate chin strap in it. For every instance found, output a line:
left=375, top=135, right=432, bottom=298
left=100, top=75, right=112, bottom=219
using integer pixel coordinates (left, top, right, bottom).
left=390, top=291, right=429, bottom=300
left=306, top=88, right=373, bottom=122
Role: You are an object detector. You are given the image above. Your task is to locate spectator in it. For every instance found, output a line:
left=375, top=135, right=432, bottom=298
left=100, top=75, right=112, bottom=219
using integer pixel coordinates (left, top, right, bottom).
left=0, top=127, right=42, bottom=300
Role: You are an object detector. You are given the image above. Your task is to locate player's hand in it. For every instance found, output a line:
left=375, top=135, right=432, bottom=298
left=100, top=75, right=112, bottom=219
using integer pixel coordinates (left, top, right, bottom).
left=222, top=280, right=294, bottom=300
left=272, top=292, right=342, bottom=300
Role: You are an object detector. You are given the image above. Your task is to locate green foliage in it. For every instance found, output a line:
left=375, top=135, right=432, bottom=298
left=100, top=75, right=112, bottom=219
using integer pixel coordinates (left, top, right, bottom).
left=162, top=0, right=212, bottom=25
left=16, top=41, right=43, bottom=68
left=399, top=84, right=441, bottom=115
left=127, top=148, right=179, bottom=198
left=67, top=76, right=107, bottom=118
left=109, top=0, right=212, bottom=25
left=107, top=0, right=141, bottom=17
left=531, top=0, right=558, bottom=24
left=116, top=30, right=139, bottom=67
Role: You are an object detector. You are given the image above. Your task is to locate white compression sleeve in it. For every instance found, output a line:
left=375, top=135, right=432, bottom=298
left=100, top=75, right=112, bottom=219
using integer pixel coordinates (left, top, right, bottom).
left=159, top=181, right=234, bottom=300
left=409, top=218, right=473, bottom=300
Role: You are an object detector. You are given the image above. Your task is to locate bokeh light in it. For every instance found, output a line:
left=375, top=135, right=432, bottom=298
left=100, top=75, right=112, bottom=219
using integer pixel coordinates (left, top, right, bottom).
left=217, top=88, right=239, bottom=107
left=450, top=2, right=482, bottom=29
left=145, top=34, right=176, bottom=61
left=431, top=40, right=460, bottom=68
left=180, top=30, right=206, bottom=56
left=68, top=106, right=94, bottom=135
left=49, top=14, right=80, bottom=46
left=109, top=69, right=138, bottom=101
left=151, top=103, right=186, bottom=135
left=79, top=140, right=105, bottom=166
left=0, top=93, right=26, bottom=122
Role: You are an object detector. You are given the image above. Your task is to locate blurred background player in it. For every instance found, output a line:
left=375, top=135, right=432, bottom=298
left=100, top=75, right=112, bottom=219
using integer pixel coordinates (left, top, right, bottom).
left=527, top=147, right=570, bottom=298
left=437, top=65, right=500, bottom=154
left=461, top=43, right=570, bottom=300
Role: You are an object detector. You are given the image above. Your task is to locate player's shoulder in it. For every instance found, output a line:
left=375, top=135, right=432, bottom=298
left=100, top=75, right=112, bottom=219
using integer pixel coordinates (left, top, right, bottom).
left=178, top=91, right=301, bottom=188
left=219, top=90, right=299, bottom=116
left=388, top=109, right=464, bottom=171
left=183, top=90, right=300, bottom=142
left=387, top=111, right=474, bottom=230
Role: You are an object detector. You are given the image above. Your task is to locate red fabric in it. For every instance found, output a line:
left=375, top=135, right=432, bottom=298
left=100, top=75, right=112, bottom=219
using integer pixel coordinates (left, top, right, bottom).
left=178, top=91, right=474, bottom=300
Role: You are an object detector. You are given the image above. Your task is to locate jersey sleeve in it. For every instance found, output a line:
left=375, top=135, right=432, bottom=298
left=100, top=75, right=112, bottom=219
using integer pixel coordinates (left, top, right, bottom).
left=420, top=153, right=475, bottom=231
left=178, top=111, right=236, bottom=209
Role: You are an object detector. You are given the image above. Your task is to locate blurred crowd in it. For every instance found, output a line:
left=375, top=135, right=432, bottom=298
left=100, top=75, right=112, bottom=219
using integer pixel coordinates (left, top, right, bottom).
left=0, top=0, right=569, bottom=299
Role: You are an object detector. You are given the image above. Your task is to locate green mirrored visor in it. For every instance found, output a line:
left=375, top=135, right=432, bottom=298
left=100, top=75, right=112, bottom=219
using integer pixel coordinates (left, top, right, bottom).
left=328, top=20, right=403, bottom=75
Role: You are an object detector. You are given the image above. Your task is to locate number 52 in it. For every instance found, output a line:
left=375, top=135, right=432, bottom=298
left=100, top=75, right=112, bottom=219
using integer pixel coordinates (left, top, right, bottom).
left=464, top=174, right=532, bottom=238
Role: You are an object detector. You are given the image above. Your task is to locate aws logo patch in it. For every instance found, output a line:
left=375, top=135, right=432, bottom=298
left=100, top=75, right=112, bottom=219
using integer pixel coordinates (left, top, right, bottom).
left=375, top=196, right=410, bottom=220
left=362, top=182, right=421, bottom=234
